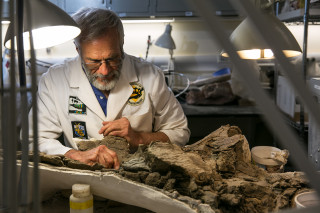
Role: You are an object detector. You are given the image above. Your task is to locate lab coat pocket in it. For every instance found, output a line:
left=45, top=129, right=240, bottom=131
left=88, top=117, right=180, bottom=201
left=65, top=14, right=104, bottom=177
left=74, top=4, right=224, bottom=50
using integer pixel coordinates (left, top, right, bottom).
left=126, top=113, right=153, bottom=133
left=123, top=104, right=153, bottom=132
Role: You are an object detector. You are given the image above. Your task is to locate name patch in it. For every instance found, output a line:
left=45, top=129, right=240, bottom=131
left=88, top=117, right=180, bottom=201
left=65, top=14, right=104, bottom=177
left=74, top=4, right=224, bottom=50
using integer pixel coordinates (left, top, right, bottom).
left=71, top=121, right=88, bottom=139
left=128, top=82, right=145, bottom=106
left=69, top=96, right=86, bottom=114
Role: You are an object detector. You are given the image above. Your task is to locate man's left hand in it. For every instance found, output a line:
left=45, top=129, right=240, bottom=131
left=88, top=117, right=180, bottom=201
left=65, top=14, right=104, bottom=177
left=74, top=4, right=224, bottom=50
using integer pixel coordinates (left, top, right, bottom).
left=99, top=117, right=142, bottom=147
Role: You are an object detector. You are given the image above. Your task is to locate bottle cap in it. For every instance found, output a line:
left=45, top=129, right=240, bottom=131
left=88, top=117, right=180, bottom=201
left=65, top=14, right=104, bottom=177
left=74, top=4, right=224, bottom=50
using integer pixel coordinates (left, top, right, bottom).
left=72, top=184, right=91, bottom=198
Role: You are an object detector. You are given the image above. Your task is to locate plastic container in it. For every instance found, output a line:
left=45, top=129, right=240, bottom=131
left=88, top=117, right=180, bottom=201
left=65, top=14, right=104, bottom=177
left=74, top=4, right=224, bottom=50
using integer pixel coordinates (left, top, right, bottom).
left=70, top=184, right=93, bottom=213
left=251, top=146, right=286, bottom=173
left=294, top=191, right=320, bottom=208
left=213, top=67, right=231, bottom=77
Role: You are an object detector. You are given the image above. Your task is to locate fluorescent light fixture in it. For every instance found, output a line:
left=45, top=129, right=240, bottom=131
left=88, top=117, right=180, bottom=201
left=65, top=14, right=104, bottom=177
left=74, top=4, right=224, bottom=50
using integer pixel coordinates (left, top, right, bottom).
left=221, top=13, right=302, bottom=59
left=235, top=49, right=273, bottom=59
left=121, top=18, right=175, bottom=24
left=4, top=0, right=80, bottom=50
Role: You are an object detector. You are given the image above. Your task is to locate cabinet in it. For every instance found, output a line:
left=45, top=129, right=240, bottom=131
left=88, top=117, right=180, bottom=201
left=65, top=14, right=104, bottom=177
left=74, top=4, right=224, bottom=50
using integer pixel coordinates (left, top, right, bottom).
left=108, top=0, right=237, bottom=17
left=48, top=0, right=106, bottom=15
left=154, top=0, right=195, bottom=17
left=106, top=0, right=151, bottom=17
left=105, top=0, right=194, bottom=17
left=48, top=0, right=238, bottom=18
left=65, top=0, right=106, bottom=14
left=1, top=0, right=9, bottom=19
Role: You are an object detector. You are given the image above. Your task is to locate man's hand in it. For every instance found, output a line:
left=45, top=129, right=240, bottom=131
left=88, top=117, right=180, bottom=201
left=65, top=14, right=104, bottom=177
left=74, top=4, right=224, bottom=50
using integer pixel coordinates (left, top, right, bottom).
left=64, top=145, right=120, bottom=169
left=99, top=117, right=143, bottom=147
left=99, top=117, right=170, bottom=149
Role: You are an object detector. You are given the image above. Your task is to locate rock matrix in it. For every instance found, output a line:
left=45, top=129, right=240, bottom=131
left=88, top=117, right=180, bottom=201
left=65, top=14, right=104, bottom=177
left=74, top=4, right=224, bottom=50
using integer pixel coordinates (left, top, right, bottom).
left=23, top=125, right=310, bottom=212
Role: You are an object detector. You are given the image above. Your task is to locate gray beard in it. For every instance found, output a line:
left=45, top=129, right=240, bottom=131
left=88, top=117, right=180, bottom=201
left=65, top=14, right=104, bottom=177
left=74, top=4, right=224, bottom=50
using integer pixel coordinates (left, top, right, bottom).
left=83, top=64, right=122, bottom=91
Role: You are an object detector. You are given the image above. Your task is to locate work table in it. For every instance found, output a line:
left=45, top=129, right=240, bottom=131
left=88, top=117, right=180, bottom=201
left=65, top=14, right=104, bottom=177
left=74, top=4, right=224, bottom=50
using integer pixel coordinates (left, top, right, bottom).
left=180, top=103, right=261, bottom=116
left=180, top=103, right=272, bottom=147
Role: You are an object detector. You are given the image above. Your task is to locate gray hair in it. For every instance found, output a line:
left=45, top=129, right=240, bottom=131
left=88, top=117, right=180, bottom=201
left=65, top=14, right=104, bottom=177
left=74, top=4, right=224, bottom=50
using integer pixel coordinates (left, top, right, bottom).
left=72, top=7, right=124, bottom=50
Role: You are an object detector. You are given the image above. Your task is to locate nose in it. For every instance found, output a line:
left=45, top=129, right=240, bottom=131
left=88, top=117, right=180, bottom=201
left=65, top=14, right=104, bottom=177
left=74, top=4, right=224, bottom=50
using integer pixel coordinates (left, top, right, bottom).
left=97, top=62, right=111, bottom=76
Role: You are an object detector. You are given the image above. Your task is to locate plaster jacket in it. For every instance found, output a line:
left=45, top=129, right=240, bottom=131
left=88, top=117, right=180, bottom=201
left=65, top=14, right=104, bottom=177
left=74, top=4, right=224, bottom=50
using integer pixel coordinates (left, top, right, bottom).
left=28, top=54, right=190, bottom=155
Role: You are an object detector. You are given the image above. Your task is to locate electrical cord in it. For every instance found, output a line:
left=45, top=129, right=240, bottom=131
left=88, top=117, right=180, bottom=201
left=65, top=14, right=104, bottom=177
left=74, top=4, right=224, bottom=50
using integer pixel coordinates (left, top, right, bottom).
left=165, top=71, right=190, bottom=98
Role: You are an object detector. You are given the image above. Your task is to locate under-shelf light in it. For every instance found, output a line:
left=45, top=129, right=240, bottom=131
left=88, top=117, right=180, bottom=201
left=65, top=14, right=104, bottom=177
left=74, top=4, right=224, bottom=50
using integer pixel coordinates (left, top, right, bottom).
left=121, top=18, right=175, bottom=24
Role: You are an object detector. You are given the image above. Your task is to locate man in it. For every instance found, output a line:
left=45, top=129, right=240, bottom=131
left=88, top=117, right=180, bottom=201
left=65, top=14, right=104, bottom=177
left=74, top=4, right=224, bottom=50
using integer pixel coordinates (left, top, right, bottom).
left=28, top=8, right=190, bottom=169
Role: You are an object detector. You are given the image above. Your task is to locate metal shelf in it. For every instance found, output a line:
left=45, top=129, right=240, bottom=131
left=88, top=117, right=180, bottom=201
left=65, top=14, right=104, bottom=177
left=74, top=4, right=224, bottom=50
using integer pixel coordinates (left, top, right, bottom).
left=278, top=8, right=320, bottom=22
left=283, top=114, right=309, bottom=133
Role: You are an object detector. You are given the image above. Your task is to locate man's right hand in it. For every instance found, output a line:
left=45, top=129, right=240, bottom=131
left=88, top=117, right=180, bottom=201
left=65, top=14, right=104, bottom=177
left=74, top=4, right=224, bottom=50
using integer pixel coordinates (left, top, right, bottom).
left=64, top=145, right=120, bottom=169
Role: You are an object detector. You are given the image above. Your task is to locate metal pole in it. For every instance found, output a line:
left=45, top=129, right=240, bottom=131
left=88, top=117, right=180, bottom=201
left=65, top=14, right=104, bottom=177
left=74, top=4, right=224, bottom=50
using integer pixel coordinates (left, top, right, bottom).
left=0, top=0, right=3, bottom=93
left=25, top=0, right=41, bottom=212
left=0, top=0, right=4, bottom=209
left=299, top=0, right=310, bottom=142
left=2, top=0, right=18, bottom=211
left=16, top=0, right=30, bottom=212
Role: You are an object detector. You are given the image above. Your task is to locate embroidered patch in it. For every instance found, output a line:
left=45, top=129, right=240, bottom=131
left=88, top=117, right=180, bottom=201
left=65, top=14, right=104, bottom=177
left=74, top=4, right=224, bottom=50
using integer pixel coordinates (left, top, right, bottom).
left=69, top=96, right=86, bottom=114
left=71, top=121, right=88, bottom=139
left=128, top=82, right=145, bottom=106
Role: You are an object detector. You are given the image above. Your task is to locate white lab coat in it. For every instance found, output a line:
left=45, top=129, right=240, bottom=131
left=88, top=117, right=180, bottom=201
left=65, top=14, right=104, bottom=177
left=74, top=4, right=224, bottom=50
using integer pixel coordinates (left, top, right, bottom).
left=28, top=54, right=190, bottom=155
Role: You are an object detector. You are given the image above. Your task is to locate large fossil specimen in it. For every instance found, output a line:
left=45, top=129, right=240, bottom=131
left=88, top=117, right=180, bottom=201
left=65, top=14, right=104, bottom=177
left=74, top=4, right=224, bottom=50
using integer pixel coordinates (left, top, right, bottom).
left=17, top=125, right=311, bottom=212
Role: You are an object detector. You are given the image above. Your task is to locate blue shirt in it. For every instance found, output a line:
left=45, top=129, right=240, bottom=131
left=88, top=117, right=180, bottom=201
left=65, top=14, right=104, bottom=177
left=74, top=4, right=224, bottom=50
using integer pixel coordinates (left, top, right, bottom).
left=82, top=66, right=108, bottom=115
left=90, top=84, right=108, bottom=115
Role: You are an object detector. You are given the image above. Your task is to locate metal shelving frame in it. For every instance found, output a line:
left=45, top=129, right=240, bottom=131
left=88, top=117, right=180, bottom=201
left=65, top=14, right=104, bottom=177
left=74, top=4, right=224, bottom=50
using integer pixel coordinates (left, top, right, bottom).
left=1, top=0, right=320, bottom=212
left=1, top=0, right=40, bottom=213
left=277, top=1, right=320, bottom=162
left=278, top=7, right=320, bottom=22
left=187, top=1, right=320, bottom=213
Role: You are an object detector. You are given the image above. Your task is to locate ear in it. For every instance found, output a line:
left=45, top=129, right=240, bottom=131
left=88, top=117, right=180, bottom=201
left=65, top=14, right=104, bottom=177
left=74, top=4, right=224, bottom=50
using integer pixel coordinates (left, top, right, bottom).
left=74, top=41, right=80, bottom=54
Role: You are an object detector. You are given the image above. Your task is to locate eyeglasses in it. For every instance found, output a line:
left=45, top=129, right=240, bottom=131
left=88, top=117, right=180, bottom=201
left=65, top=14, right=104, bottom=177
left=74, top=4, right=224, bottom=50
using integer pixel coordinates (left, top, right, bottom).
left=83, top=57, right=123, bottom=72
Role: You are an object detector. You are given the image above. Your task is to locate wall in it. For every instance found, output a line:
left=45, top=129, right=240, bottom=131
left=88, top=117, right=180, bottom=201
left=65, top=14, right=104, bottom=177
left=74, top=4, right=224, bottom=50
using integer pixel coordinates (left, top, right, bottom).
left=31, top=18, right=241, bottom=79
left=0, top=18, right=240, bottom=83
left=2, top=18, right=320, bottom=81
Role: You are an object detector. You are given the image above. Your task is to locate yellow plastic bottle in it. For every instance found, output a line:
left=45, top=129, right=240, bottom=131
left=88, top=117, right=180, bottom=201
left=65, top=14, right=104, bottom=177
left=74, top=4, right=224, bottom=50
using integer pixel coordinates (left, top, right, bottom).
left=70, top=184, right=93, bottom=213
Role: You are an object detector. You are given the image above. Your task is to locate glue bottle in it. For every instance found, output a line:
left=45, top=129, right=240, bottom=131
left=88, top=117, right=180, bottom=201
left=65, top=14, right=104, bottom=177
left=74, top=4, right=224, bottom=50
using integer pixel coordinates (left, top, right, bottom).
left=70, top=184, right=93, bottom=213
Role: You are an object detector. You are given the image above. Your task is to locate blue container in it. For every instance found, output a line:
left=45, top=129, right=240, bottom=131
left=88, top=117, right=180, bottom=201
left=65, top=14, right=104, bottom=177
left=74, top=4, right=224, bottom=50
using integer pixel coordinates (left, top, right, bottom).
left=213, top=67, right=231, bottom=77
